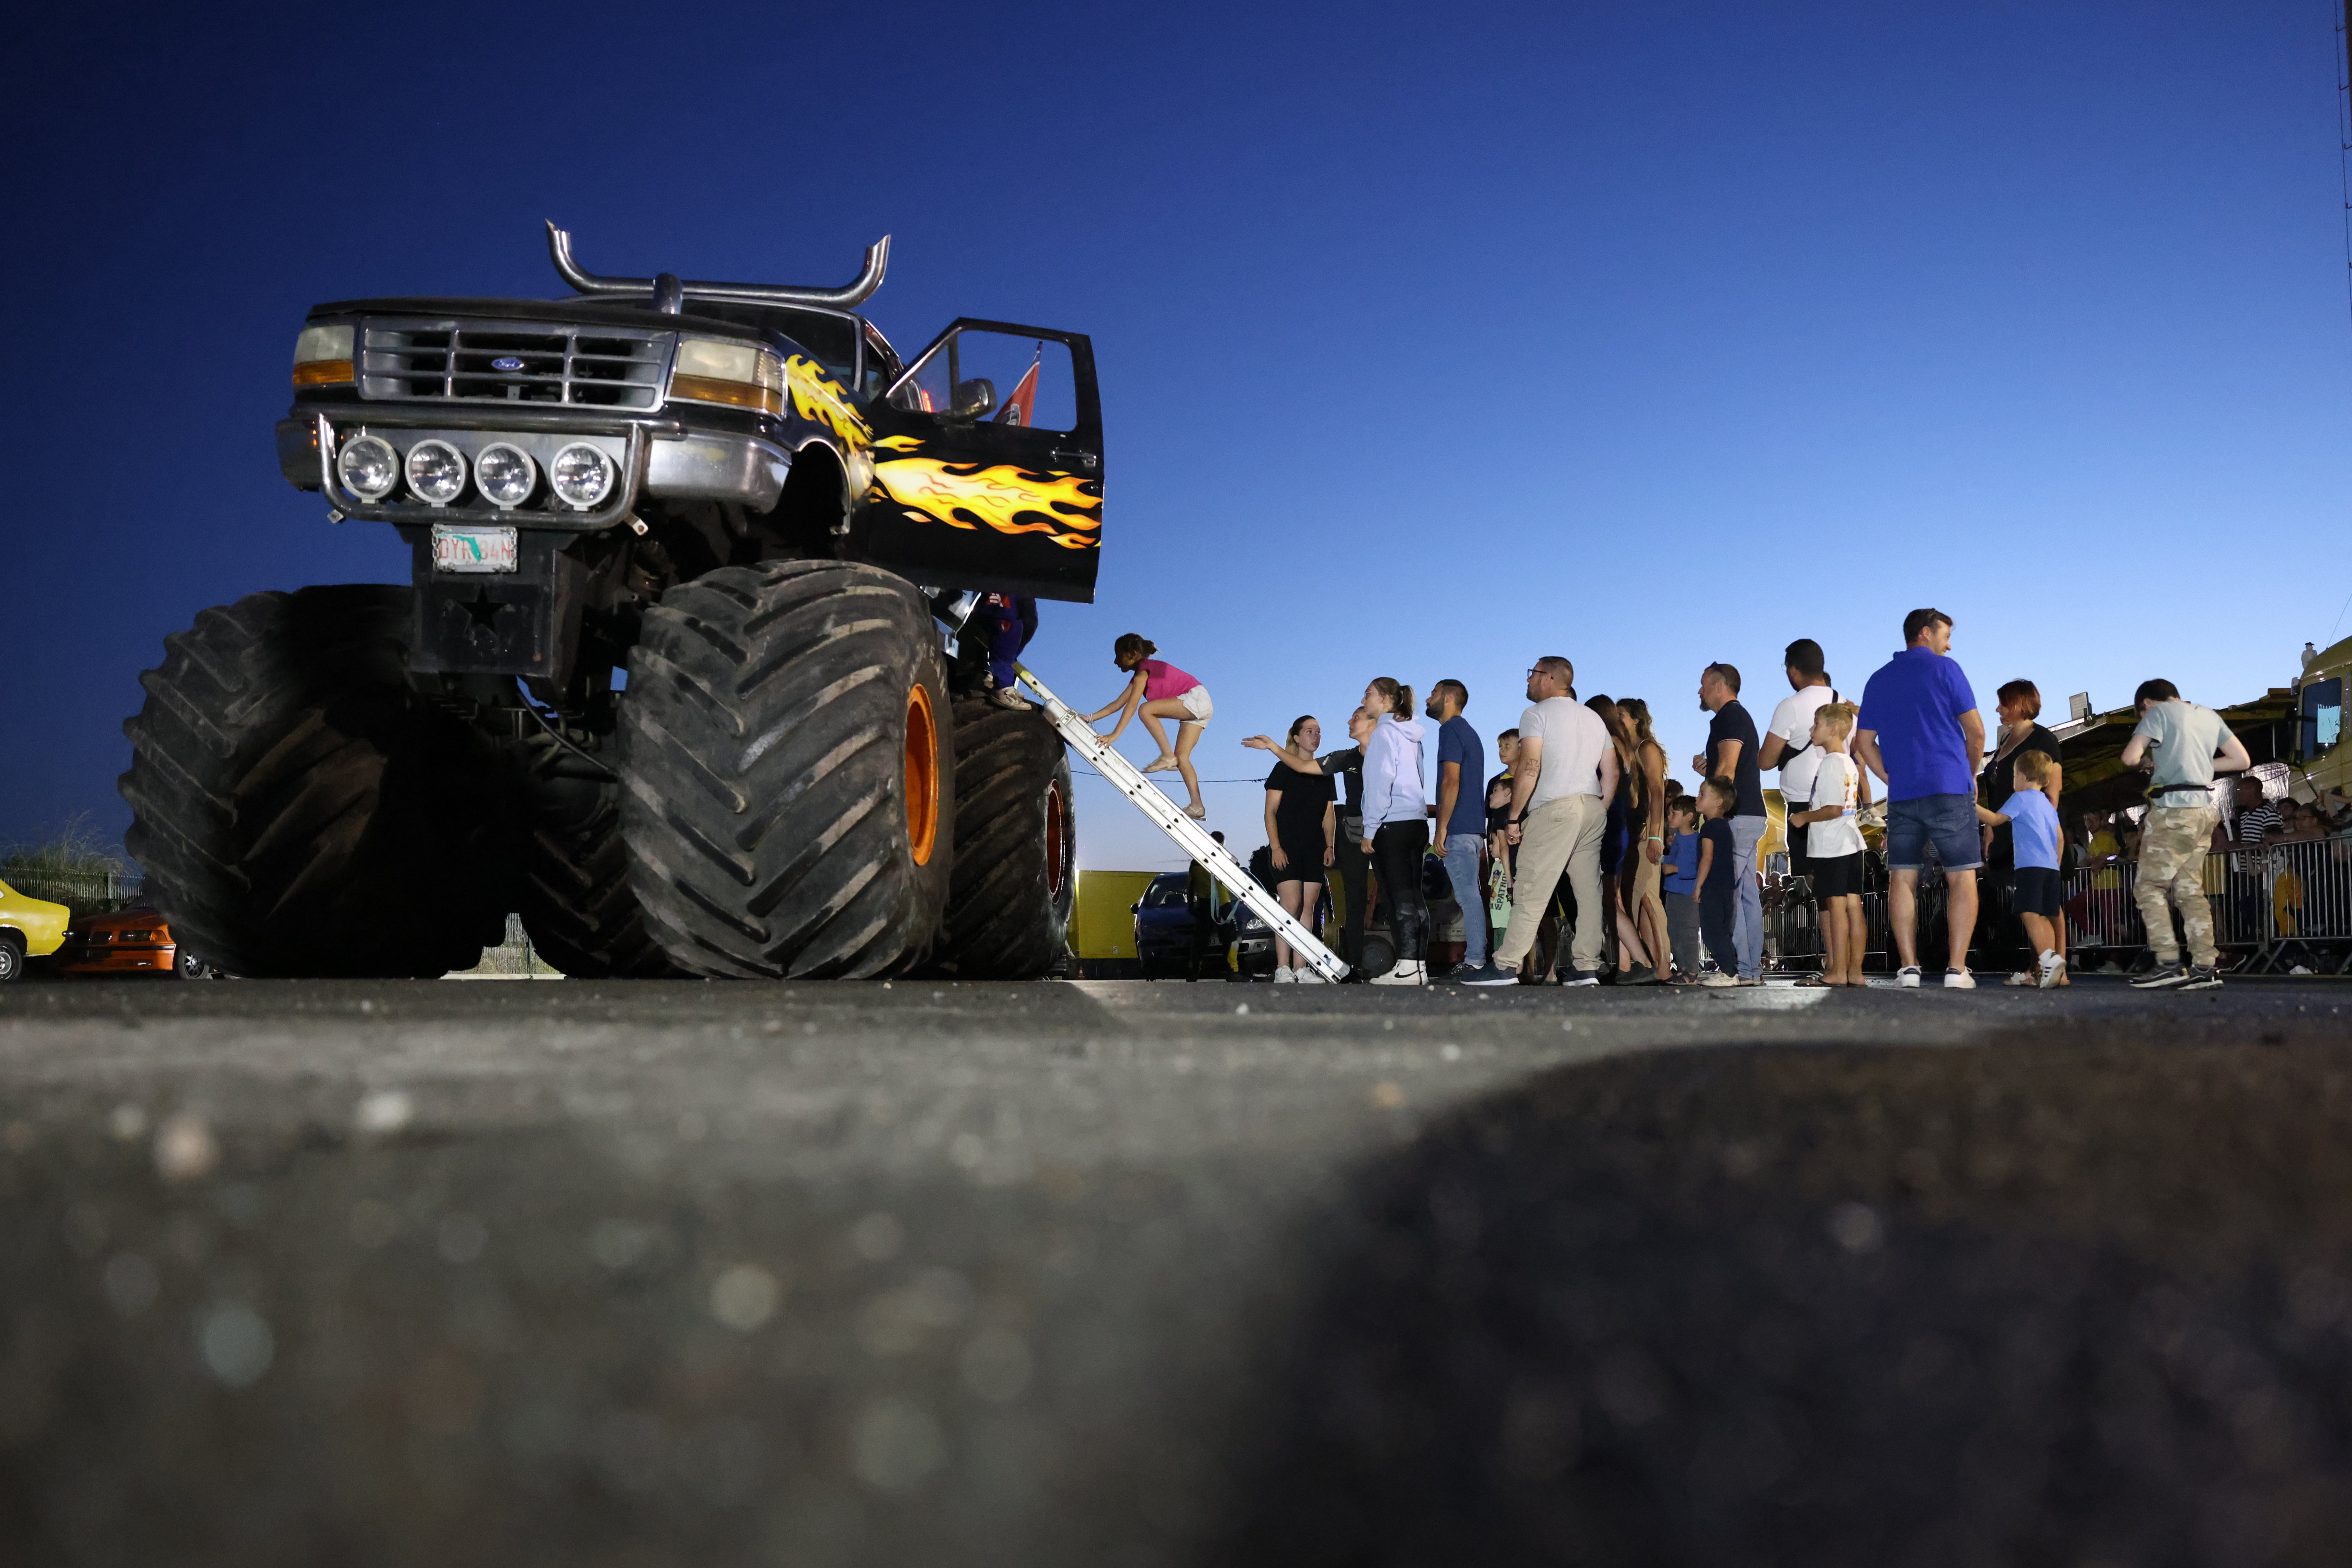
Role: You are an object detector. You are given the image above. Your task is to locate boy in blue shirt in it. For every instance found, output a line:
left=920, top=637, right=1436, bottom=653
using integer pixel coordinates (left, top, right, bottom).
left=1691, top=779, right=1742, bottom=986
left=1660, top=795, right=1702, bottom=982
left=1976, top=749, right=2064, bottom=989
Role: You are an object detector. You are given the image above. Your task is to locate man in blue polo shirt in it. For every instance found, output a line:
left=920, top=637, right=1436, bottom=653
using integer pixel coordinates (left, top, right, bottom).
left=1425, top=680, right=1490, bottom=980
left=1855, top=608, right=1986, bottom=989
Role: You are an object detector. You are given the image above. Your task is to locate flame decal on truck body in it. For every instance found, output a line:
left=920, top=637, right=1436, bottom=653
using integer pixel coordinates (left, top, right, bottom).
left=786, top=356, right=871, bottom=447
left=871, top=458, right=1101, bottom=551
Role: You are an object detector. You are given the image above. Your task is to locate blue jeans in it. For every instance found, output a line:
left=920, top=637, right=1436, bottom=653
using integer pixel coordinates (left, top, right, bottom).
left=1440, top=832, right=1487, bottom=968
left=985, top=598, right=1036, bottom=690
left=1730, top=813, right=1767, bottom=980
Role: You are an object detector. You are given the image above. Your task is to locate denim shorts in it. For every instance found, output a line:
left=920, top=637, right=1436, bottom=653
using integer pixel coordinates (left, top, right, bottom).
left=1884, top=792, right=1982, bottom=872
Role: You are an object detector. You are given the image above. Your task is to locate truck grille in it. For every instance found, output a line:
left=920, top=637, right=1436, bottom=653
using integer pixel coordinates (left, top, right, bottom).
left=358, top=320, right=671, bottom=409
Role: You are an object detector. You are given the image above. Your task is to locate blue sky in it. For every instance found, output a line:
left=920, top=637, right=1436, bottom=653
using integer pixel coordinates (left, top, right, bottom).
left=5, top=1, right=2349, bottom=874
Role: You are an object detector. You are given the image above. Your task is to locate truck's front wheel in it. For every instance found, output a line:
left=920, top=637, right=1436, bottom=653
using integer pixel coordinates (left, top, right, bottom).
left=618, top=562, right=953, bottom=978
left=932, top=700, right=1076, bottom=979
left=119, top=586, right=508, bottom=977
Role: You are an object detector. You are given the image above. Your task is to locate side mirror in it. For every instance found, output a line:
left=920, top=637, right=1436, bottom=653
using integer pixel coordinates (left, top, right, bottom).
left=1129, top=903, right=1142, bottom=913
left=949, top=378, right=996, bottom=420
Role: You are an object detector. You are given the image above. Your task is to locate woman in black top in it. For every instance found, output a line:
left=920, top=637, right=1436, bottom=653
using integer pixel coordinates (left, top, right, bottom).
left=1979, top=678, right=2066, bottom=983
left=1259, top=715, right=1337, bottom=981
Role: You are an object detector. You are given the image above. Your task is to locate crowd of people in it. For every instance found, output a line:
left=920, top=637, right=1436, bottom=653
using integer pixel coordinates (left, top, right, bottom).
left=1080, top=607, right=2333, bottom=990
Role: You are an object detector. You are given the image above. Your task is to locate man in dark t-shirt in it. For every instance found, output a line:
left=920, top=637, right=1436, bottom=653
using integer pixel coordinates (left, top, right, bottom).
left=1426, top=680, right=1489, bottom=978
left=1692, top=663, right=1767, bottom=983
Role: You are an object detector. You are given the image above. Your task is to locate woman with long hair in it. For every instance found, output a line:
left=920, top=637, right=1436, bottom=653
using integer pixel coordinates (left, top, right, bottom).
left=1980, top=678, right=2067, bottom=985
left=1358, top=677, right=1431, bottom=986
left=1583, top=696, right=1660, bottom=983
left=1083, top=634, right=1214, bottom=819
left=1615, top=697, right=1672, bottom=982
left=1258, top=714, right=1337, bottom=982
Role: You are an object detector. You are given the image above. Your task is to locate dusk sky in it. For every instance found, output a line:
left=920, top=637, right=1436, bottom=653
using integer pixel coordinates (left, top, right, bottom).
left=6, top=1, right=2349, bottom=874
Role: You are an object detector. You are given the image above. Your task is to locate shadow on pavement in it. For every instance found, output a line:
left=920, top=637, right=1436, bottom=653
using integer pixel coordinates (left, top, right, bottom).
left=1223, top=1031, right=2352, bottom=1568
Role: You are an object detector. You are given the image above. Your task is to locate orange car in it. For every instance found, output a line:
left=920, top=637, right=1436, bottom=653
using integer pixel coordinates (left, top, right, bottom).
left=57, top=907, right=218, bottom=979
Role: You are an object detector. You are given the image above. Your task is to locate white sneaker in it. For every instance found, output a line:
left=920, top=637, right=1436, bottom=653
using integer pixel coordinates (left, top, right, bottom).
left=1295, top=965, right=1330, bottom=984
left=1369, top=960, right=1424, bottom=986
left=1273, top=966, right=1297, bottom=984
left=1943, top=969, right=1976, bottom=989
left=1697, top=971, right=1738, bottom=988
left=2004, top=971, right=2035, bottom=987
left=1898, top=966, right=1923, bottom=988
left=2036, top=950, right=2064, bottom=990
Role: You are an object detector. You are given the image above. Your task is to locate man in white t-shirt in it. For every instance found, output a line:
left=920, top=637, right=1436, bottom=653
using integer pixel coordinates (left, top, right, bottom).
left=1757, top=638, right=1852, bottom=882
left=1465, top=656, right=1617, bottom=987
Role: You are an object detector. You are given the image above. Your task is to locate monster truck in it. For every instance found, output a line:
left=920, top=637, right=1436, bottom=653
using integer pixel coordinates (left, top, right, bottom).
left=118, top=226, right=1092, bottom=980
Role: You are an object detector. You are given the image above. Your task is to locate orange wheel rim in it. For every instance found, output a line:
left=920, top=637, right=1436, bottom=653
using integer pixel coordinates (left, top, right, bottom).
left=904, top=681, right=939, bottom=865
left=1045, top=778, right=1069, bottom=899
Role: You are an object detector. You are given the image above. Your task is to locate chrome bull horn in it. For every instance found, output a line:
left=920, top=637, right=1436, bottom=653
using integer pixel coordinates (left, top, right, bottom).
left=544, top=222, right=890, bottom=309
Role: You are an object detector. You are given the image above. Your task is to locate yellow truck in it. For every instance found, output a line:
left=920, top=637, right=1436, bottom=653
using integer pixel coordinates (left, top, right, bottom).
left=1069, top=871, right=1157, bottom=978
left=2297, top=634, right=2350, bottom=802
left=0, top=880, right=71, bottom=982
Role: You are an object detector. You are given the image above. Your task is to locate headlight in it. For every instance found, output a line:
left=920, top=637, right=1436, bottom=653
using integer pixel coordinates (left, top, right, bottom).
left=293, top=324, right=354, bottom=387
left=404, top=440, right=467, bottom=506
left=549, top=443, right=616, bottom=509
left=473, top=443, right=536, bottom=508
left=336, top=434, right=398, bottom=499
left=669, top=337, right=784, bottom=415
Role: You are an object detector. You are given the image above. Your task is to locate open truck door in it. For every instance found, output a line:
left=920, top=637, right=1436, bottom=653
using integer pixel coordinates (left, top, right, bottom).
left=858, top=319, right=1103, bottom=603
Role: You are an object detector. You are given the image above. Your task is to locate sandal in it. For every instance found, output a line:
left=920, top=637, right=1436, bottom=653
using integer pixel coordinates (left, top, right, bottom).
left=1183, top=803, right=1208, bottom=821
left=1141, top=754, right=1180, bottom=774
left=1793, top=977, right=1834, bottom=989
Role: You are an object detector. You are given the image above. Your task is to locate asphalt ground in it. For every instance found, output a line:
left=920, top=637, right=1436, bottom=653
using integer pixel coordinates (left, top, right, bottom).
left=0, top=975, right=2348, bottom=1567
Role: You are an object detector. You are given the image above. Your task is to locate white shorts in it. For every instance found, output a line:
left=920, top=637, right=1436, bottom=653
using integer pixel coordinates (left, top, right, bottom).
left=1176, top=685, right=1212, bottom=723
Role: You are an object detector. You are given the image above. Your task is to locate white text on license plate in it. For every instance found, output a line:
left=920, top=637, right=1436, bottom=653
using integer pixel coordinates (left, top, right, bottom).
left=431, top=525, right=518, bottom=574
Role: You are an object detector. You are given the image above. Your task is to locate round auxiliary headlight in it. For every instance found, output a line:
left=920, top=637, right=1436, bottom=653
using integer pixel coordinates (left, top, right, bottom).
left=404, top=440, right=467, bottom=506
left=336, top=434, right=398, bottom=500
left=473, top=443, right=536, bottom=508
left=549, top=443, right=616, bottom=509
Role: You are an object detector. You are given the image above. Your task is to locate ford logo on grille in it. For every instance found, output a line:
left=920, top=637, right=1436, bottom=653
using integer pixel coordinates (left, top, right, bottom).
left=491, top=356, right=524, bottom=372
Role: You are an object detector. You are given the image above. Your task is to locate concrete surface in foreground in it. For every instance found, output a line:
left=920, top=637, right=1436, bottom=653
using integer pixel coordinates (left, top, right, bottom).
left=0, top=977, right=2347, bottom=1566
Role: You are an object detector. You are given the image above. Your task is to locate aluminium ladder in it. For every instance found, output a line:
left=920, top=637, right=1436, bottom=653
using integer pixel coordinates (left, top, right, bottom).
left=1015, top=663, right=1351, bottom=982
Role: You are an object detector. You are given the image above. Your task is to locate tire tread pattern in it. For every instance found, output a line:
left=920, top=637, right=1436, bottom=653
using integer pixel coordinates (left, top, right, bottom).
left=619, top=562, right=951, bottom=979
left=119, top=586, right=506, bottom=977
left=933, top=699, right=1076, bottom=979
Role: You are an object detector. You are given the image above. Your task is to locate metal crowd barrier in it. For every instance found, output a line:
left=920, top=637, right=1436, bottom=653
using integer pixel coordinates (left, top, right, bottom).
left=1759, top=838, right=2352, bottom=975
left=2061, top=837, right=2352, bottom=974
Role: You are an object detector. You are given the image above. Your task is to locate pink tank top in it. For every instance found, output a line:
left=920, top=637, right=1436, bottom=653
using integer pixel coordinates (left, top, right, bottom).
left=1139, top=658, right=1199, bottom=701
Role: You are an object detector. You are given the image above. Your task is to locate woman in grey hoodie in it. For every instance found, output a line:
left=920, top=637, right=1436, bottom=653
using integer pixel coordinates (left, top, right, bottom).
left=1358, top=677, right=1431, bottom=986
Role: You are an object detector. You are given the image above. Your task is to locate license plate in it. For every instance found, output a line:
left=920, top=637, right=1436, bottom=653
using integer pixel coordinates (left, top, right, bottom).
left=431, top=525, right=518, bottom=574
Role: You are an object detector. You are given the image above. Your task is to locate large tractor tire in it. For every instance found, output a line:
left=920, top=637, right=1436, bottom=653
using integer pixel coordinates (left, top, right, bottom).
left=618, top=562, right=953, bottom=978
left=119, top=586, right=508, bottom=978
left=510, top=746, right=681, bottom=979
left=932, top=700, right=1076, bottom=979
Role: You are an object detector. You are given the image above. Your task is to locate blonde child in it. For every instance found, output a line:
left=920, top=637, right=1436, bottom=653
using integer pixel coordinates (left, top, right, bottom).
left=1977, top=749, right=2066, bottom=989
left=1787, top=701, right=1866, bottom=985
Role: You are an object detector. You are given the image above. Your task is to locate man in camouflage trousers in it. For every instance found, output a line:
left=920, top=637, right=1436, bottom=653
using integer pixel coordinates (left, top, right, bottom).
left=2119, top=678, right=2250, bottom=991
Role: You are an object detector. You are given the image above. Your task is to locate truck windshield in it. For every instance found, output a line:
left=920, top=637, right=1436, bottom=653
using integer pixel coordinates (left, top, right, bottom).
left=678, top=302, right=858, bottom=379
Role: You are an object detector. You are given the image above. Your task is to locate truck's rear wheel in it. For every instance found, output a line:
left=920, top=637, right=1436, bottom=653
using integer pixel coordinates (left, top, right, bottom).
left=619, top=562, right=953, bottom=978
left=119, top=586, right=507, bottom=978
left=511, top=754, right=681, bottom=979
left=933, top=700, right=1076, bottom=979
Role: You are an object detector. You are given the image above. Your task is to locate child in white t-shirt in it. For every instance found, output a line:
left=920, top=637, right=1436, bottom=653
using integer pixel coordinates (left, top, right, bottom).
left=1786, top=702, right=1866, bottom=986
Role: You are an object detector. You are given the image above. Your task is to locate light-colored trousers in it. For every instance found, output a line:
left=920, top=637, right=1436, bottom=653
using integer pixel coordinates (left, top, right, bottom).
left=2134, top=803, right=2219, bottom=966
left=1494, top=794, right=1607, bottom=976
